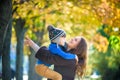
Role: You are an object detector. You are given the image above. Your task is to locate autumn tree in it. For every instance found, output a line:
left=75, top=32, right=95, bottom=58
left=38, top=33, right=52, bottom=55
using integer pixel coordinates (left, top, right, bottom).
left=86, top=0, right=120, bottom=79
left=13, top=1, right=28, bottom=80
left=13, top=0, right=47, bottom=80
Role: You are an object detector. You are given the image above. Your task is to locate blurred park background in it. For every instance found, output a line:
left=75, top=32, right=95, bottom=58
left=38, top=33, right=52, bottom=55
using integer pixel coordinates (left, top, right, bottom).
left=0, top=0, right=120, bottom=80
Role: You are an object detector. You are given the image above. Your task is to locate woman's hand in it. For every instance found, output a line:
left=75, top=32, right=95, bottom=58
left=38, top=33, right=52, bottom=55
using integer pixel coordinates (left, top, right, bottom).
left=75, top=55, right=78, bottom=65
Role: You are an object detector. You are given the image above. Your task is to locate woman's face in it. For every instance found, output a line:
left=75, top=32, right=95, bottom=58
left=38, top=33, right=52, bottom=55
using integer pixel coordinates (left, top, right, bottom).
left=67, top=36, right=81, bottom=49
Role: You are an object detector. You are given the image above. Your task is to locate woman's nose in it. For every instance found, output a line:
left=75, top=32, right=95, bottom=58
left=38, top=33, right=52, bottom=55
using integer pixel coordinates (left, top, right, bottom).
left=72, top=38, right=74, bottom=41
left=70, top=39, right=73, bottom=42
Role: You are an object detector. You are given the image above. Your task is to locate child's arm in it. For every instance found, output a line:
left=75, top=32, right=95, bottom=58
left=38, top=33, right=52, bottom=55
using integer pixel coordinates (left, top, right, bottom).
left=35, top=46, right=77, bottom=66
left=49, top=44, right=77, bottom=59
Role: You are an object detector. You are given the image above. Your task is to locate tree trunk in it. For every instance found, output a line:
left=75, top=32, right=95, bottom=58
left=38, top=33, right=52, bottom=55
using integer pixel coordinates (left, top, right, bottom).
left=0, top=0, right=12, bottom=80
left=2, top=19, right=12, bottom=80
left=28, top=48, right=41, bottom=80
left=14, top=18, right=27, bottom=80
left=0, top=0, right=12, bottom=55
left=28, top=19, right=46, bottom=80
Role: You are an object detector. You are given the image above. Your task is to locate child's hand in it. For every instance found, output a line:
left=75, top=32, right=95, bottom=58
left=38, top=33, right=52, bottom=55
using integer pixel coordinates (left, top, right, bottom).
left=24, top=37, right=40, bottom=52
left=24, top=37, right=33, bottom=46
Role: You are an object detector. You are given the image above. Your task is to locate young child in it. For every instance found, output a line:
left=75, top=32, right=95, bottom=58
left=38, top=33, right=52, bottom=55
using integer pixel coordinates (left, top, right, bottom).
left=48, top=25, right=77, bottom=59
left=35, top=25, right=78, bottom=80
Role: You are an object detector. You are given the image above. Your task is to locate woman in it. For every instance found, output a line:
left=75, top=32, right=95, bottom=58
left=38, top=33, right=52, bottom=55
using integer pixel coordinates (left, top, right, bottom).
left=25, top=36, right=87, bottom=80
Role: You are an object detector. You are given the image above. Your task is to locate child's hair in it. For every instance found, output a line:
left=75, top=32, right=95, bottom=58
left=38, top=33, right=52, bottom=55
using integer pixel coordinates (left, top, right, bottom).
left=47, top=25, right=66, bottom=44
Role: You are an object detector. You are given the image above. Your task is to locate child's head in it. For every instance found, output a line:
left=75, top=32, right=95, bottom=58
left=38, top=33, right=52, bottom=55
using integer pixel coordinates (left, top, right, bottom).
left=47, top=25, right=66, bottom=46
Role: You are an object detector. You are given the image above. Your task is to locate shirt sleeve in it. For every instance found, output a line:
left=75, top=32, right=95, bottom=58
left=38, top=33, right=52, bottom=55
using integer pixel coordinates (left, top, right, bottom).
left=49, top=44, right=76, bottom=59
left=35, top=46, right=76, bottom=66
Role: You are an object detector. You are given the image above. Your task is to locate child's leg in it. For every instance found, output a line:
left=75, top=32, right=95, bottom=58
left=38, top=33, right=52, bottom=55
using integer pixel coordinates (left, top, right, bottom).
left=35, top=64, right=62, bottom=80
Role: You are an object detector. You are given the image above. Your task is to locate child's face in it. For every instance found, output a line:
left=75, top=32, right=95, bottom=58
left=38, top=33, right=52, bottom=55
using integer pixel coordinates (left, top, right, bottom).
left=59, top=36, right=66, bottom=46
